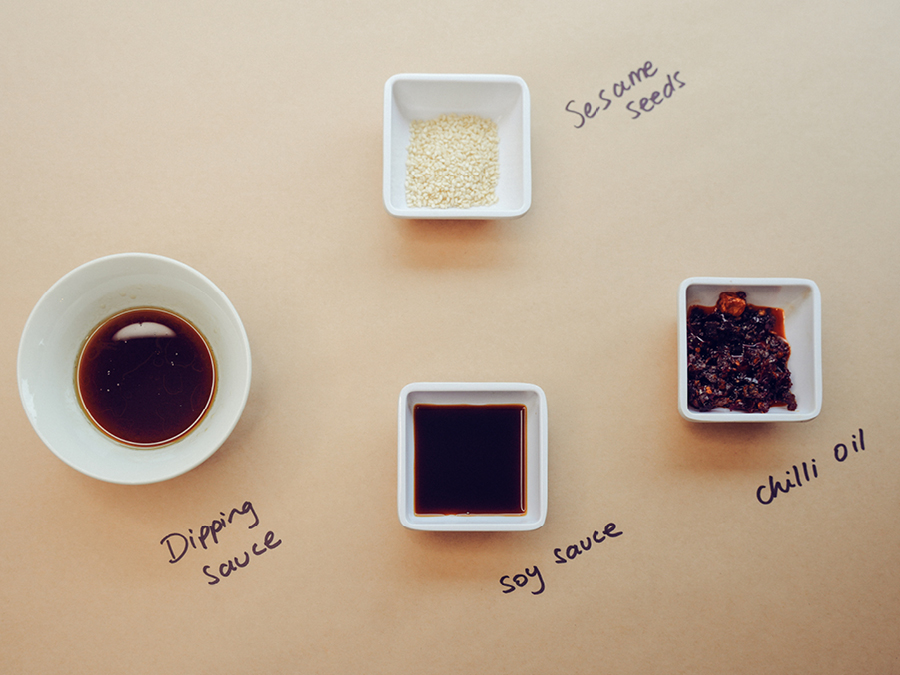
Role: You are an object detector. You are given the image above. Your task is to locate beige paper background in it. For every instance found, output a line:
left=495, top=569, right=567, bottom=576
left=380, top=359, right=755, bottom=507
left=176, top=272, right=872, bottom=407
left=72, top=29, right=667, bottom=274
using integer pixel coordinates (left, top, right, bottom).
left=2, top=1, right=898, bottom=673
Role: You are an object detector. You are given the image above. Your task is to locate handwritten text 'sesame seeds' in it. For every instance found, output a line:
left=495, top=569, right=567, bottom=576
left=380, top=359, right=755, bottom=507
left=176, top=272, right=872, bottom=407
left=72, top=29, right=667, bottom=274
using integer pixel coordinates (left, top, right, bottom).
left=565, top=61, right=686, bottom=127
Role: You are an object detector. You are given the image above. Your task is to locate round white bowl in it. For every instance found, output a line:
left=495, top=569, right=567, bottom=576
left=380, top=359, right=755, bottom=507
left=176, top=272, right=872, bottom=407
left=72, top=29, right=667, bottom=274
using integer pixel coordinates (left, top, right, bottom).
left=17, top=253, right=252, bottom=484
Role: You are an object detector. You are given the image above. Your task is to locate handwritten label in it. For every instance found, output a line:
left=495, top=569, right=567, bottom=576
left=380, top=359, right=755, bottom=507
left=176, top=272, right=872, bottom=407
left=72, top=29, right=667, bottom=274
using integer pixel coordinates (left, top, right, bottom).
left=499, top=521, right=624, bottom=596
left=499, top=566, right=546, bottom=595
left=564, top=60, right=686, bottom=127
left=756, top=428, right=867, bottom=505
left=552, top=522, right=624, bottom=564
left=159, top=500, right=282, bottom=586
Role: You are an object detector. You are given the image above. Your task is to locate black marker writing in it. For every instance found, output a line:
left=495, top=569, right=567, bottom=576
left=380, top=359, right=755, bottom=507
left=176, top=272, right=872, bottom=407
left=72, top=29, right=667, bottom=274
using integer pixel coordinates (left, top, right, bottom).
left=499, top=565, right=545, bottom=595
left=553, top=522, right=623, bottom=564
left=565, top=91, right=612, bottom=128
left=756, top=460, right=819, bottom=505
left=835, top=428, right=866, bottom=462
left=565, top=61, right=686, bottom=126
left=498, top=518, right=624, bottom=596
left=756, top=428, right=869, bottom=505
left=611, top=61, right=658, bottom=98
left=160, top=500, right=260, bottom=564
left=202, top=530, right=283, bottom=586
left=625, top=72, right=686, bottom=120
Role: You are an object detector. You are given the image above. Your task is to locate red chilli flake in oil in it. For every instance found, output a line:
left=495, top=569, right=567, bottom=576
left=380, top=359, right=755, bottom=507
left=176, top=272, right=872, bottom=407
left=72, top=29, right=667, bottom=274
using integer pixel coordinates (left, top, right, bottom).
left=686, top=291, right=797, bottom=413
left=76, top=308, right=216, bottom=447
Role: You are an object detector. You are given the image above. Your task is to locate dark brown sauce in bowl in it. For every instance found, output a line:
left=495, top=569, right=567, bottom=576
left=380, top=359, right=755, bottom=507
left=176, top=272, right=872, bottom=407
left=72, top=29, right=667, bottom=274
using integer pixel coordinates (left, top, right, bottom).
left=76, top=308, right=216, bottom=447
left=413, top=404, right=526, bottom=516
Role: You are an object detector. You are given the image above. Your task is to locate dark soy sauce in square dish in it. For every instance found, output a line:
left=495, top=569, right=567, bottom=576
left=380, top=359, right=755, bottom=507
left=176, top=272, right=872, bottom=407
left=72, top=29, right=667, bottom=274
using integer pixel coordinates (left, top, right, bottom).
left=76, top=307, right=216, bottom=447
left=413, top=404, right=526, bottom=515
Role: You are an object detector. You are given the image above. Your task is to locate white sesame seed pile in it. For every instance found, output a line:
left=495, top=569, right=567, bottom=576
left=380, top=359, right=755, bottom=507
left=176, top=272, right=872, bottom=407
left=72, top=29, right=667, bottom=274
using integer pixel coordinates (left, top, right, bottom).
left=405, top=113, right=499, bottom=209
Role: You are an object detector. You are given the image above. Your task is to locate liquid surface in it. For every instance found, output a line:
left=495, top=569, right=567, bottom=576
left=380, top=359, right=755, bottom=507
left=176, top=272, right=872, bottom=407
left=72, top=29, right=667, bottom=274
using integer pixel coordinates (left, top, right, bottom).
left=77, top=308, right=216, bottom=446
left=413, top=404, right=526, bottom=515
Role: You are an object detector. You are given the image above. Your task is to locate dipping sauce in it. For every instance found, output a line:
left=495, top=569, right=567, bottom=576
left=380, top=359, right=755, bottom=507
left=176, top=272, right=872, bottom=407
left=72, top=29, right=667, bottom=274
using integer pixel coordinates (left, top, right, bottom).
left=686, top=291, right=797, bottom=413
left=413, top=404, right=526, bottom=516
left=76, top=308, right=216, bottom=447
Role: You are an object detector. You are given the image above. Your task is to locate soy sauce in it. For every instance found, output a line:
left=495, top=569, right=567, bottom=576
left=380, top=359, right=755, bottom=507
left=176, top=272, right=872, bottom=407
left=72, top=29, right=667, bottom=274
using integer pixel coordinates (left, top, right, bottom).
left=413, top=404, right=526, bottom=515
left=76, top=308, right=216, bottom=447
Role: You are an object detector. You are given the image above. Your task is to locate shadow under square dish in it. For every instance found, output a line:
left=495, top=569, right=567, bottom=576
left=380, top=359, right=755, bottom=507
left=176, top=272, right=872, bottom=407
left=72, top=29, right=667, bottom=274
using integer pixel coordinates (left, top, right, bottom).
left=413, top=404, right=526, bottom=515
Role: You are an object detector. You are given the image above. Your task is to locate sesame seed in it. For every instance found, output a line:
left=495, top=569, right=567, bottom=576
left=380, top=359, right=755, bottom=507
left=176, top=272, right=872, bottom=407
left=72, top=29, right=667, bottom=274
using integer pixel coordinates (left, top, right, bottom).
left=405, top=114, right=499, bottom=209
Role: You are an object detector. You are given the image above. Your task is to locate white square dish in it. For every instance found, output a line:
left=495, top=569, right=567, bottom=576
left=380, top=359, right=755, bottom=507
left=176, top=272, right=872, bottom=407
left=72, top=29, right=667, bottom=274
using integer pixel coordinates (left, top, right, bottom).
left=678, top=277, right=822, bottom=422
left=398, top=382, right=547, bottom=531
left=383, top=74, right=531, bottom=219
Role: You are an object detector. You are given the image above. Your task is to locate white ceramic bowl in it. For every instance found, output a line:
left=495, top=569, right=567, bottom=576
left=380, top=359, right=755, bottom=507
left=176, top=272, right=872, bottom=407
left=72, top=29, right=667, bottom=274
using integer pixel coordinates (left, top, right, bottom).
left=678, top=277, right=822, bottom=422
left=398, top=382, right=547, bottom=531
left=17, top=253, right=252, bottom=483
left=383, top=73, right=532, bottom=220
